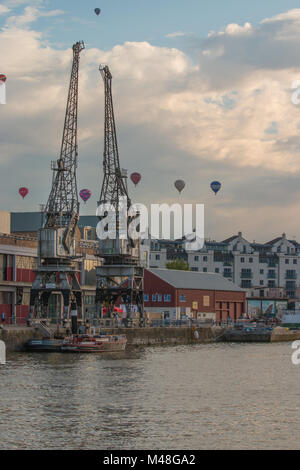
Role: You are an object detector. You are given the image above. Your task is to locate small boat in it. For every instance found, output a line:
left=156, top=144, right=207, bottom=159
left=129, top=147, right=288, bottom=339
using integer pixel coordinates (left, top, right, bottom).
left=26, top=339, right=63, bottom=352
left=217, top=324, right=273, bottom=343
left=61, top=334, right=127, bottom=353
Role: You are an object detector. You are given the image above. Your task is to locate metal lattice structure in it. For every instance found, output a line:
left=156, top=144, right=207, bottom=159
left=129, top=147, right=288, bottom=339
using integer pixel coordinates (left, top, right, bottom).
left=43, top=41, right=85, bottom=244
left=29, top=42, right=85, bottom=324
left=99, top=65, right=130, bottom=210
left=96, top=65, right=144, bottom=325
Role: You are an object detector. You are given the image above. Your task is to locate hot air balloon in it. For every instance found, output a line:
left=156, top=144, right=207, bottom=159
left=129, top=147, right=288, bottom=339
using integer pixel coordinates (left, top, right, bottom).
left=210, top=181, right=221, bottom=195
left=174, top=179, right=185, bottom=194
left=130, top=172, right=141, bottom=187
left=79, top=189, right=92, bottom=203
left=19, top=187, right=28, bottom=199
left=0, top=74, right=6, bottom=83
left=94, top=8, right=101, bottom=16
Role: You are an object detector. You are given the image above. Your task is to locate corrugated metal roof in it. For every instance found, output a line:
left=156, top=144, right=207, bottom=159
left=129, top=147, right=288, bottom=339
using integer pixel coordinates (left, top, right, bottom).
left=148, top=268, right=244, bottom=292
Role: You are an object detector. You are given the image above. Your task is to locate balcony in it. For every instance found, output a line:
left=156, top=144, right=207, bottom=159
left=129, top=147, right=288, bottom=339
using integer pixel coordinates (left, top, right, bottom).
left=285, top=273, right=297, bottom=280
left=241, top=272, right=253, bottom=279
left=267, top=272, right=276, bottom=279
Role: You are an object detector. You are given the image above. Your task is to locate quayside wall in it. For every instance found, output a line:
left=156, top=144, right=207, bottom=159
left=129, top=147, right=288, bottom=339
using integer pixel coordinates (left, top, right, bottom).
left=2, top=326, right=300, bottom=352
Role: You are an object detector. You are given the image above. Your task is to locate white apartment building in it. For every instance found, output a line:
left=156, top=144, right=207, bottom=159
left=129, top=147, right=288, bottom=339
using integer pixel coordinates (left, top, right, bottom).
left=147, top=232, right=300, bottom=300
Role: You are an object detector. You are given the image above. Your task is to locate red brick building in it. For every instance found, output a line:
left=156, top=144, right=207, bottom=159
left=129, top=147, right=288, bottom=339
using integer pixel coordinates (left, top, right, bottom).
left=144, top=268, right=246, bottom=322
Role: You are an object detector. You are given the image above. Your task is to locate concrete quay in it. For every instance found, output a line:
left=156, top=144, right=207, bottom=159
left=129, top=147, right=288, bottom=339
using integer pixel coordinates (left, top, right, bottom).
left=1, top=325, right=300, bottom=352
left=1, top=325, right=223, bottom=352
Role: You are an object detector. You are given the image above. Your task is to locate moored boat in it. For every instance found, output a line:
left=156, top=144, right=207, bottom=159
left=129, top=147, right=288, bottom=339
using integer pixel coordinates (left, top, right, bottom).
left=61, top=334, right=127, bottom=353
left=26, top=339, right=63, bottom=352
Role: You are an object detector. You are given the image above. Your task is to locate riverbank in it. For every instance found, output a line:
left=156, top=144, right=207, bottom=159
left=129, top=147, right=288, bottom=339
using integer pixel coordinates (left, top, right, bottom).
left=1, top=325, right=300, bottom=352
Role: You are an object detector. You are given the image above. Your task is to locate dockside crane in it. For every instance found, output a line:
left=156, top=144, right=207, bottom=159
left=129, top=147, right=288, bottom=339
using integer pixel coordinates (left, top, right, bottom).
left=96, top=65, right=144, bottom=325
left=29, top=41, right=85, bottom=330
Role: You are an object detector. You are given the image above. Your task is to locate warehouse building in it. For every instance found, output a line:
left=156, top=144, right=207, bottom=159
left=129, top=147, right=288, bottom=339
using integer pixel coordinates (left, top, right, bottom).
left=144, top=268, right=246, bottom=323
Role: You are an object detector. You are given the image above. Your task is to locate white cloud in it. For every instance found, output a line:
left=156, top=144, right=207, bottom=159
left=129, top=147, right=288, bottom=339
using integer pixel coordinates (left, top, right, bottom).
left=0, top=5, right=10, bottom=15
left=4, top=5, right=64, bottom=29
left=166, top=31, right=190, bottom=38
left=2, top=7, right=300, bottom=239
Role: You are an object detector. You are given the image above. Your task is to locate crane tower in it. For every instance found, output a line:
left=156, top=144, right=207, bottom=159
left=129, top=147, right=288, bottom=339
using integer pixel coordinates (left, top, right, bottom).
left=95, top=65, right=144, bottom=324
left=29, top=41, right=85, bottom=326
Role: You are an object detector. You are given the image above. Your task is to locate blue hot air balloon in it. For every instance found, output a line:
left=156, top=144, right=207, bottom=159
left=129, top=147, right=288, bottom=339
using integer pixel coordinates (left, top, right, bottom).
left=94, top=8, right=101, bottom=16
left=210, top=181, right=221, bottom=195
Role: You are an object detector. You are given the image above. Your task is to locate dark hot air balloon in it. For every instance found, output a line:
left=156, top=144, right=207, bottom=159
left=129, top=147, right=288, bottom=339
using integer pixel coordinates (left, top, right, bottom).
left=174, top=179, right=185, bottom=194
left=94, top=8, right=101, bottom=16
left=130, top=172, right=141, bottom=187
left=210, top=181, right=221, bottom=195
left=19, top=187, right=28, bottom=199
left=79, top=189, right=92, bottom=203
left=0, top=74, right=6, bottom=83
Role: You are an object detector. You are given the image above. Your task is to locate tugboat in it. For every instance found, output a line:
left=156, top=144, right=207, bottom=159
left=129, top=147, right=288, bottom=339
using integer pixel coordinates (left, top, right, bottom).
left=61, top=334, right=127, bottom=353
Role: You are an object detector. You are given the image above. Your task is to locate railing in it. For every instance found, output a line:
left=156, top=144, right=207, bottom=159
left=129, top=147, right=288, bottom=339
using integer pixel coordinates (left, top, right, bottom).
left=241, top=272, right=253, bottom=279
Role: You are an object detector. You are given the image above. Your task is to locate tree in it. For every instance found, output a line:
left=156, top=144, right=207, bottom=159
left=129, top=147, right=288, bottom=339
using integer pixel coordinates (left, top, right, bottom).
left=166, top=259, right=190, bottom=271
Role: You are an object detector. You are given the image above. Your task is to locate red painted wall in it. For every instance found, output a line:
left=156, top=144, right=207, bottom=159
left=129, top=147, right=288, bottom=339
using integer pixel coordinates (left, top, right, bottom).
left=16, top=269, right=36, bottom=283
left=144, top=270, right=176, bottom=307
left=0, top=304, right=12, bottom=324
left=16, top=305, right=29, bottom=325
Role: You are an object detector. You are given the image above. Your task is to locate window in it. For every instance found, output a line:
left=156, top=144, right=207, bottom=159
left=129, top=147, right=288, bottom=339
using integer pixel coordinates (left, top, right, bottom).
left=144, top=294, right=149, bottom=302
left=285, top=259, right=289, bottom=264
left=158, top=294, right=162, bottom=302
left=294, top=259, right=297, bottom=265
left=249, top=258, right=253, bottom=263
left=203, top=296, right=210, bottom=307
left=268, top=281, right=275, bottom=288
left=260, top=269, right=264, bottom=274
left=194, top=256, right=199, bottom=262
left=155, top=254, right=160, bottom=261
left=215, top=268, right=219, bottom=273
left=241, top=258, right=245, bottom=263
left=260, top=280, right=264, bottom=286
left=203, top=268, right=208, bottom=273
left=152, top=294, right=156, bottom=302
left=241, top=280, right=252, bottom=288
left=203, top=256, right=208, bottom=262
left=191, top=267, right=199, bottom=272
left=164, top=294, right=171, bottom=302
left=180, top=294, right=186, bottom=302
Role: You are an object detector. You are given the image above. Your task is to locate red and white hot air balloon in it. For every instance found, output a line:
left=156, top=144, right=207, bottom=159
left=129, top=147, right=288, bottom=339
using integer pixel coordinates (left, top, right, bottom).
left=130, top=172, right=141, bottom=187
left=19, top=187, right=29, bottom=199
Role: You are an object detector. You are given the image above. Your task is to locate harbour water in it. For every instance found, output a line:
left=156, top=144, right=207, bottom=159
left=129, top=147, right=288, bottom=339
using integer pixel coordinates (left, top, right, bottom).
left=1, top=342, right=300, bottom=450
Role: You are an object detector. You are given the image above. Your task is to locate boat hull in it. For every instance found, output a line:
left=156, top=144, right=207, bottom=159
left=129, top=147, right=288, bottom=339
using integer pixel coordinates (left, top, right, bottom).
left=26, top=339, right=63, bottom=352
left=61, top=335, right=127, bottom=353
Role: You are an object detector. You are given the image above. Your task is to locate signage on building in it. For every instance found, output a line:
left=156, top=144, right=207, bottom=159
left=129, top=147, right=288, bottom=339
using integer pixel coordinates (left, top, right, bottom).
left=45, top=283, right=57, bottom=290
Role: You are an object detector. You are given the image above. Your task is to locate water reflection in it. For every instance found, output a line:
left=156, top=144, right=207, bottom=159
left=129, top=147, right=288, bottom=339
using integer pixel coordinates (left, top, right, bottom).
left=1, top=343, right=300, bottom=449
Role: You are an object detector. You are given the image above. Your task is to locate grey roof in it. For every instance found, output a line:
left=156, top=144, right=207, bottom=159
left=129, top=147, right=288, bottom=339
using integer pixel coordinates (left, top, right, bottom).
left=11, top=212, right=98, bottom=233
left=11, top=212, right=41, bottom=232
left=148, top=268, right=244, bottom=292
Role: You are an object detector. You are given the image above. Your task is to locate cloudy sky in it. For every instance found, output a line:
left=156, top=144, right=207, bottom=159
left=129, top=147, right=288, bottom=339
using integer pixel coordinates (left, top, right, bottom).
left=1, top=0, right=300, bottom=243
